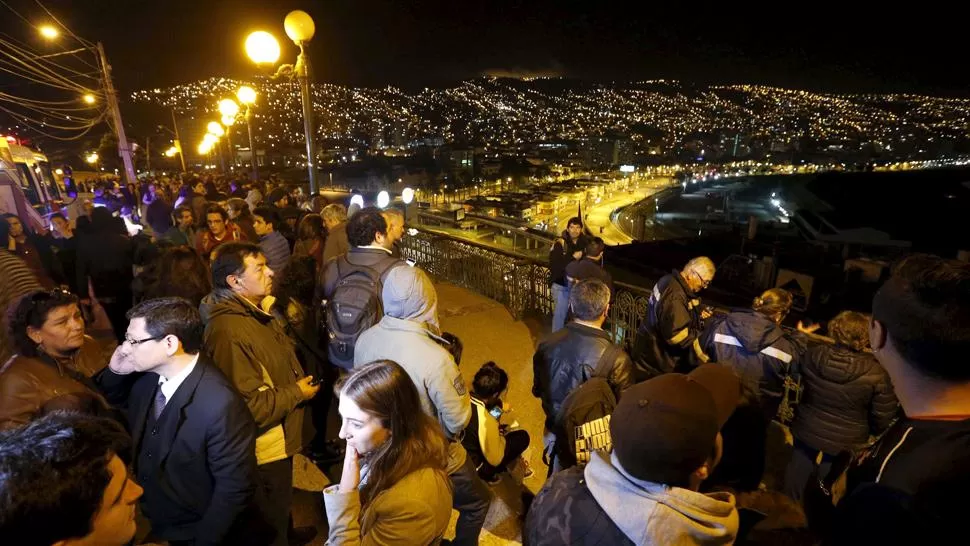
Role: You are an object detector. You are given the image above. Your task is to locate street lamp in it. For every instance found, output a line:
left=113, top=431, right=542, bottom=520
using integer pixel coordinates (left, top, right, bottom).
left=39, top=25, right=59, bottom=39
left=244, top=11, right=319, bottom=194
left=235, top=86, right=259, bottom=181
left=206, top=121, right=225, bottom=137
left=82, top=93, right=96, bottom=104
left=377, top=190, right=390, bottom=209
left=402, top=187, right=414, bottom=223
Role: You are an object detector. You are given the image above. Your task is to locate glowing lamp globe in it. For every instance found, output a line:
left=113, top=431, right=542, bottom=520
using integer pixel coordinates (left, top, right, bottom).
left=377, top=190, right=390, bottom=208
left=237, top=86, right=257, bottom=105
left=284, top=11, right=315, bottom=43
left=245, top=31, right=281, bottom=65
left=222, top=115, right=236, bottom=127
left=218, top=99, right=239, bottom=118
left=401, top=187, right=414, bottom=204
left=349, top=194, right=364, bottom=209
left=206, top=122, right=225, bottom=137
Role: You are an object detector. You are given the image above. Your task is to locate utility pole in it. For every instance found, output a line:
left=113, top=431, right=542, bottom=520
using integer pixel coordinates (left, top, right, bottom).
left=96, top=42, right=136, bottom=185
left=170, top=109, right=187, bottom=172
left=145, top=137, right=151, bottom=173
left=295, top=43, right=318, bottom=194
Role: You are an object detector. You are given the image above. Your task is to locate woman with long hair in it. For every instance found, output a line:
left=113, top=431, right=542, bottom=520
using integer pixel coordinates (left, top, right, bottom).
left=292, top=213, right=326, bottom=273
left=324, top=360, right=453, bottom=545
left=138, top=246, right=212, bottom=306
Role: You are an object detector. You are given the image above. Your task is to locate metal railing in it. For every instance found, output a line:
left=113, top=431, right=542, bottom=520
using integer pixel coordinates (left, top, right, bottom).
left=399, top=228, right=653, bottom=348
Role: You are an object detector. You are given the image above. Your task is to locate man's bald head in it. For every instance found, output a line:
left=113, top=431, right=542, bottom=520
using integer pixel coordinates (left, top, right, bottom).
left=682, top=257, right=716, bottom=293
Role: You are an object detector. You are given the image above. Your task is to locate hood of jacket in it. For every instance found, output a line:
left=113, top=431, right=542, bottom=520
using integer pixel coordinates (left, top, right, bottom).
left=382, top=265, right=440, bottom=331
left=811, top=345, right=879, bottom=385
left=199, top=289, right=273, bottom=325
left=585, top=451, right=738, bottom=545
left=723, top=309, right=786, bottom=354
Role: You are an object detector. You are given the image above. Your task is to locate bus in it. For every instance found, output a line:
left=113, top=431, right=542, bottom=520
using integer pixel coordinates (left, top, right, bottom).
left=0, top=138, right=54, bottom=232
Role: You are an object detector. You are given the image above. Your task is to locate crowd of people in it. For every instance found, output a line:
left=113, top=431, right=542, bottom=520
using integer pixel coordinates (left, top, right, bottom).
left=0, top=181, right=968, bottom=545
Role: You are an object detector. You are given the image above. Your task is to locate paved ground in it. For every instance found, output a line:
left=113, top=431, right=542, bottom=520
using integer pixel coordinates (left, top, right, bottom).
left=292, top=282, right=549, bottom=545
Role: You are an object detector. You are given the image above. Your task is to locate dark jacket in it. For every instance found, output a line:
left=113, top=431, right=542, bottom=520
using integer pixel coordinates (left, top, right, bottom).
left=96, top=358, right=259, bottom=545
left=76, top=230, right=134, bottom=300
left=791, top=344, right=898, bottom=455
left=549, top=230, right=589, bottom=287
left=633, top=271, right=703, bottom=379
left=532, top=322, right=635, bottom=429
left=322, top=222, right=350, bottom=263
left=0, top=337, right=110, bottom=431
left=163, top=225, right=197, bottom=248
left=828, top=417, right=970, bottom=545
left=145, top=198, right=173, bottom=235
left=200, top=290, right=310, bottom=463
left=698, top=309, right=798, bottom=420
left=317, top=246, right=398, bottom=308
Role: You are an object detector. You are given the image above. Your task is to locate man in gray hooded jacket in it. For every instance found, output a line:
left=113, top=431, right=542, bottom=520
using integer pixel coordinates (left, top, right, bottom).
left=354, top=265, right=489, bottom=546
left=526, top=364, right=742, bottom=546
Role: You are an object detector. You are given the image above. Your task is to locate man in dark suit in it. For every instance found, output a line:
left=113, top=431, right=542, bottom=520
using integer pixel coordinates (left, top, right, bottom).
left=97, top=297, right=260, bottom=546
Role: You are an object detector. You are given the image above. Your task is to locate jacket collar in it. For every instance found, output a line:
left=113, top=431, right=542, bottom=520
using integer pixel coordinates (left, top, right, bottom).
left=671, top=269, right=697, bottom=298
left=133, top=357, right=208, bottom=465
left=210, top=289, right=275, bottom=324
left=565, top=321, right=610, bottom=340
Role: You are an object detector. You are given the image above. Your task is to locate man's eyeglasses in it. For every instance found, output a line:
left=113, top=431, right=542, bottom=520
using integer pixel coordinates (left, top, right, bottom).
left=124, top=335, right=163, bottom=346
left=693, top=271, right=713, bottom=289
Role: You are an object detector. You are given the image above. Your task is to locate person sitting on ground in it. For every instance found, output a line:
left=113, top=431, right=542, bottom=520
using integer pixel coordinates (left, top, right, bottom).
left=252, top=206, right=291, bottom=275
left=526, top=364, right=742, bottom=545
left=696, top=287, right=801, bottom=492
left=324, top=360, right=453, bottom=545
left=0, top=289, right=113, bottom=430
left=633, top=256, right=716, bottom=379
left=784, top=310, right=898, bottom=502
left=462, top=361, right=533, bottom=484
left=0, top=412, right=144, bottom=546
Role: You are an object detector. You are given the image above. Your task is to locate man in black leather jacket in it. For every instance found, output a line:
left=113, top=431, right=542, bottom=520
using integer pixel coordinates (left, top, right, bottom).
left=532, top=278, right=635, bottom=431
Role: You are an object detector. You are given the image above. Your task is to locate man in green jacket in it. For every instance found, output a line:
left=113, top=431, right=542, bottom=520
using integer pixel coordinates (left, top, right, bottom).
left=200, top=242, right=320, bottom=546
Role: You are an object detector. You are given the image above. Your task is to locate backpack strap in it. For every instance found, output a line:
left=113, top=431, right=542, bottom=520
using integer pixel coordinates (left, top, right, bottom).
left=590, top=343, right=621, bottom=380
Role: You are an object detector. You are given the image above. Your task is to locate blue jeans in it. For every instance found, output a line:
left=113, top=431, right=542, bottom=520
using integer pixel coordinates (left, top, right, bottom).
left=551, top=283, right=570, bottom=332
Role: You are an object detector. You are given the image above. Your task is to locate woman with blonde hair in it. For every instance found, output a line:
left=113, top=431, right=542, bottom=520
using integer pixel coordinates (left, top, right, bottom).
left=324, top=360, right=453, bottom=545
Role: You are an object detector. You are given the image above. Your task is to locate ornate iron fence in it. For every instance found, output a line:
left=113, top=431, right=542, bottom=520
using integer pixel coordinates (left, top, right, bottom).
left=399, top=229, right=653, bottom=348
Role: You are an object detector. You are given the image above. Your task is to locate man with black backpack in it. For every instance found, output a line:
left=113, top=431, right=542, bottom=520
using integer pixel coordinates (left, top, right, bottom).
left=532, top=278, right=635, bottom=472
left=317, top=207, right=407, bottom=371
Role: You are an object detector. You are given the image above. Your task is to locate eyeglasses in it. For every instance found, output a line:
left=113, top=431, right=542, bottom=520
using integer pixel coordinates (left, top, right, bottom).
left=124, top=335, right=163, bottom=346
left=29, top=288, right=75, bottom=307
left=693, top=271, right=713, bottom=289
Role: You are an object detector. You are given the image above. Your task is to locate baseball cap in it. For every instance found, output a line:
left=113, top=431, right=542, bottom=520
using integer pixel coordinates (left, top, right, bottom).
left=610, top=364, right=740, bottom=484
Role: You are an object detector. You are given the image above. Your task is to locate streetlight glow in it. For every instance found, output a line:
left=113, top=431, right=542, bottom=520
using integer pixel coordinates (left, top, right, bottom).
left=39, top=25, right=59, bottom=39
left=206, top=121, right=225, bottom=137
left=202, top=133, right=219, bottom=146
left=82, top=93, right=96, bottom=104
left=284, top=10, right=316, bottom=43
left=218, top=98, right=239, bottom=118
left=237, top=86, right=257, bottom=105
left=245, top=31, right=281, bottom=65
left=349, top=194, right=365, bottom=209
left=85, top=152, right=98, bottom=164
left=402, top=187, right=415, bottom=204
left=377, top=190, right=390, bottom=208
left=198, top=142, right=212, bottom=155
left=221, top=115, right=236, bottom=127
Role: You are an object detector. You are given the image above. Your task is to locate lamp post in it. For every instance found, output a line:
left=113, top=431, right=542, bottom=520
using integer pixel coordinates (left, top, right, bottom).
left=236, top=86, right=258, bottom=181
left=245, top=11, right=319, bottom=194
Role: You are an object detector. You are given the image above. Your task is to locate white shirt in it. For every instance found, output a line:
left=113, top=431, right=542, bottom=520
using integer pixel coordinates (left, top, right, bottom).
left=157, top=354, right=199, bottom=405
left=357, top=244, right=392, bottom=254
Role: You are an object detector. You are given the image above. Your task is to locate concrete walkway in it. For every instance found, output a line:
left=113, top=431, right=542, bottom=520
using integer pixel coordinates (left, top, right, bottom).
left=293, top=282, right=548, bottom=545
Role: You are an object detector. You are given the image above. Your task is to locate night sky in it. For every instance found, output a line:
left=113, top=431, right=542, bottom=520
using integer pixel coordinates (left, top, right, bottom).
left=2, top=0, right=967, bottom=95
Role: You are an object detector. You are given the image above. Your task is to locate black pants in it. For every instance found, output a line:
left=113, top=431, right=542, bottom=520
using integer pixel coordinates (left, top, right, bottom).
left=478, top=430, right=530, bottom=480
left=707, top=403, right=769, bottom=492
left=450, top=456, right=492, bottom=546
left=309, top=364, right=339, bottom=452
left=256, top=457, right=293, bottom=546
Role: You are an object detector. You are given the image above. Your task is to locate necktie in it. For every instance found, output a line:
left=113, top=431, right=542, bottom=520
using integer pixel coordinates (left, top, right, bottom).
left=153, top=386, right=167, bottom=420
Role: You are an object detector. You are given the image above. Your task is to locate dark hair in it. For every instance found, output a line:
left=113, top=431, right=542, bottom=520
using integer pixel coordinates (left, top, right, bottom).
left=204, top=204, right=229, bottom=222
left=752, top=288, right=793, bottom=322
left=6, top=290, right=80, bottom=357
left=337, top=360, right=447, bottom=504
left=472, top=361, right=508, bottom=399
left=210, top=242, right=262, bottom=290
left=252, top=206, right=280, bottom=231
left=0, top=216, right=9, bottom=241
left=142, top=247, right=212, bottom=306
left=173, top=205, right=193, bottom=220
left=226, top=198, right=251, bottom=219
left=127, top=297, right=204, bottom=354
left=297, top=213, right=325, bottom=242
left=828, top=310, right=870, bottom=352
left=346, top=207, right=387, bottom=247
left=872, top=254, right=970, bottom=380
left=49, top=213, right=66, bottom=222
left=272, top=255, right=317, bottom=310
left=567, top=217, right=583, bottom=228
left=585, top=237, right=605, bottom=258
left=0, top=412, right=132, bottom=545
left=569, top=278, right=611, bottom=321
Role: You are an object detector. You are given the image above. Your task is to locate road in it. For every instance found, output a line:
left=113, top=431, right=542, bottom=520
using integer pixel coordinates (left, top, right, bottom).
left=553, top=177, right=674, bottom=245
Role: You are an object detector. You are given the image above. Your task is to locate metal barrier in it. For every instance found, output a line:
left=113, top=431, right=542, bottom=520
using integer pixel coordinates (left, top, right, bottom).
left=399, top=228, right=653, bottom=348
